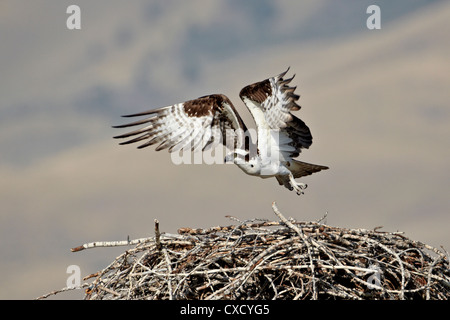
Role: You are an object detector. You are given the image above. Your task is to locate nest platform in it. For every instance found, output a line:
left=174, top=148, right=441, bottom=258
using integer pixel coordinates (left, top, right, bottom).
left=39, top=202, right=449, bottom=300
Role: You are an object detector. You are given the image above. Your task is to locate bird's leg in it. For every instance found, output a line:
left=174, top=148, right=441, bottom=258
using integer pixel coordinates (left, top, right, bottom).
left=288, top=173, right=307, bottom=195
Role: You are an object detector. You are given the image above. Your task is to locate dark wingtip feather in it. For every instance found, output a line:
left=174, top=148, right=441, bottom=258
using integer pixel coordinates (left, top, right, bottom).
left=112, top=116, right=156, bottom=129
left=112, top=124, right=130, bottom=129
left=121, top=109, right=160, bottom=118
left=278, top=67, right=290, bottom=79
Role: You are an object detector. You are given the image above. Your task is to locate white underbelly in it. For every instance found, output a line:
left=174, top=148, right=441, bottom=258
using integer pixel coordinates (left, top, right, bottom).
left=259, top=161, right=289, bottom=177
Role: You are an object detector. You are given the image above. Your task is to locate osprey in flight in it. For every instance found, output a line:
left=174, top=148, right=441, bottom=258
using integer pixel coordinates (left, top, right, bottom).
left=113, top=68, right=328, bottom=195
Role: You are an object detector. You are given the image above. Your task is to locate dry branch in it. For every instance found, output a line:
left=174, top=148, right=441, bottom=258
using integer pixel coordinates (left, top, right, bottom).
left=39, top=202, right=449, bottom=300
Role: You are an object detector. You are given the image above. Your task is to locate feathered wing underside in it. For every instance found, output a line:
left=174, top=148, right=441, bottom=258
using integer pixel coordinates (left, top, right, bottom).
left=239, top=68, right=313, bottom=161
left=113, top=94, right=247, bottom=152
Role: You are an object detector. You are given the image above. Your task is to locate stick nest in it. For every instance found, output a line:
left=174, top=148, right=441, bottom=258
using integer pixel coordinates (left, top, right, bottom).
left=42, top=203, right=449, bottom=300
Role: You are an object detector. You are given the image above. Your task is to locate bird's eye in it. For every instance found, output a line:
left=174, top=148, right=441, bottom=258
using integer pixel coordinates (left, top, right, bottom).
left=250, top=164, right=254, bottom=168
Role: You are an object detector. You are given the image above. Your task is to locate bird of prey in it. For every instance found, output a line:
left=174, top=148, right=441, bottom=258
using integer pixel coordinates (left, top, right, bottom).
left=113, top=68, right=328, bottom=195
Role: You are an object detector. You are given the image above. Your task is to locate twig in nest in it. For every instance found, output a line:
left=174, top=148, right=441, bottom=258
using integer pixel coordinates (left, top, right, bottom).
left=154, top=219, right=162, bottom=251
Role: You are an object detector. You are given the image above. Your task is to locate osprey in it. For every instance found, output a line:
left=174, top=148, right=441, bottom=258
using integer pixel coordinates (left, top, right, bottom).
left=113, top=68, right=328, bottom=195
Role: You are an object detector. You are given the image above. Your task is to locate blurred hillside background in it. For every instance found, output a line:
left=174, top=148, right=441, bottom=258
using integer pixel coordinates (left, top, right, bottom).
left=0, top=0, right=449, bottom=299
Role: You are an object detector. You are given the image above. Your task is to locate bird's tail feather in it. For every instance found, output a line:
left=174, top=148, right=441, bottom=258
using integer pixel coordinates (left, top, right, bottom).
left=290, top=160, right=328, bottom=179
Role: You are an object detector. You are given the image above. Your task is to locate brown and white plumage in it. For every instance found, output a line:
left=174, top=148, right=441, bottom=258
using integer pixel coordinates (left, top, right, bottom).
left=113, top=94, right=246, bottom=151
left=113, top=68, right=328, bottom=195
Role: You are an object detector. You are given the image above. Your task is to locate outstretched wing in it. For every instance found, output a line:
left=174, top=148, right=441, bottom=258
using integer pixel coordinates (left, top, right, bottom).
left=113, top=94, right=247, bottom=152
left=239, top=68, right=312, bottom=160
